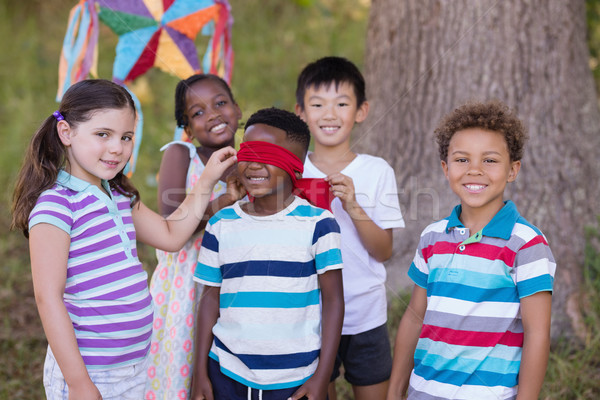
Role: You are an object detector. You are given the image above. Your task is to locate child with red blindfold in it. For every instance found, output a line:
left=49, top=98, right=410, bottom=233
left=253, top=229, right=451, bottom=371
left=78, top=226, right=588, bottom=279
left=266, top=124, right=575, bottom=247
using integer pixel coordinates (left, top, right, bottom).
left=192, top=108, right=344, bottom=400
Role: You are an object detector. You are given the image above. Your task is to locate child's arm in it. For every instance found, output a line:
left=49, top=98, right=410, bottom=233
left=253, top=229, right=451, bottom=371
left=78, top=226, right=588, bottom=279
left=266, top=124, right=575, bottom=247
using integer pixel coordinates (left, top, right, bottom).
left=191, top=285, right=220, bottom=400
left=326, top=172, right=393, bottom=262
left=387, top=285, right=427, bottom=400
left=515, top=291, right=552, bottom=400
left=134, top=146, right=237, bottom=251
left=157, top=145, right=244, bottom=232
left=290, top=269, right=344, bottom=400
left=29, top=224, right=102, bottom=400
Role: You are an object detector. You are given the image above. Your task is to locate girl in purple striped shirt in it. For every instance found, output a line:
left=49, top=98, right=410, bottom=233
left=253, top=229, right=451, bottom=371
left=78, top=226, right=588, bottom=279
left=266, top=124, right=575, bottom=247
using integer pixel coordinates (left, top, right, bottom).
left=11, top=79, right=237, bottom=400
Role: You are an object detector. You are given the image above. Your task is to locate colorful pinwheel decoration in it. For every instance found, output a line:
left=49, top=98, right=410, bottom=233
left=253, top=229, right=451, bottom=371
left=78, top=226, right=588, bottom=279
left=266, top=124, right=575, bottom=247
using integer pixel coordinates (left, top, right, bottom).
left=56, top=0, right=234, bottom=174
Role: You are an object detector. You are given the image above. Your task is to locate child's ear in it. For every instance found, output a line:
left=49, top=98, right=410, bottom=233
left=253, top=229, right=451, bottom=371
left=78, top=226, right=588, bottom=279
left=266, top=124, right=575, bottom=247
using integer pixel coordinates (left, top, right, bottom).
left=507, top=160, right=521, bottom=182
left=441, top=159, right=449, bottom=179
left=355, top=100, right=369, bottom=123
left=56, top=120, right=72, bottom=146
left=294, top=103, right=306, bottom=121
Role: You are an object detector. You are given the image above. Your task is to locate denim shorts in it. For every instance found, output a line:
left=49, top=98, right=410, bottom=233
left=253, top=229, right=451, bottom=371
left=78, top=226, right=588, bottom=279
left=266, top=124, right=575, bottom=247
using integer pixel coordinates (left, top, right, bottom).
left=43, top=347, right=148, bottom=400
left=331, top=323, right=393, bottom=386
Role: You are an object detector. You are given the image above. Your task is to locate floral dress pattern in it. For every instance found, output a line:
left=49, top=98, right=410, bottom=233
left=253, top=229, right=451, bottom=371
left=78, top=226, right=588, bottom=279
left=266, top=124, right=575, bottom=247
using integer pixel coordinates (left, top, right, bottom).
left=145, top=141, right=226, bottom=400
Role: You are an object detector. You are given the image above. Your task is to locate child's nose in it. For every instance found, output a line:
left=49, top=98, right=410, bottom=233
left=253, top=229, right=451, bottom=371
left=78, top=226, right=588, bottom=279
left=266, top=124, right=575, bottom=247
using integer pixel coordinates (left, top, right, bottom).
left=108, top=138, right=124, bottom=154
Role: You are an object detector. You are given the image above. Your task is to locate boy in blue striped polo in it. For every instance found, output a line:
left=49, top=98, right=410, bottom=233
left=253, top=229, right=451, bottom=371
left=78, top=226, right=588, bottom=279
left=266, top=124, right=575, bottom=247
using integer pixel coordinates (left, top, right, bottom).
left=388, top=101, right=556, bottom=400
left=192, top=108, right=344, bottom=400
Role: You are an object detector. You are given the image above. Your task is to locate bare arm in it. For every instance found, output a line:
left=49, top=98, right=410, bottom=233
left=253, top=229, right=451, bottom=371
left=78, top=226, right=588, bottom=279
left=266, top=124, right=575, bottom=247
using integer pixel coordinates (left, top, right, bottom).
left=29, top=224, right=101, bottom=400
left=157, top=145, right=243, bottom=233
left=516, top=291, right=552, bottom=400
left=387, top=285, right=427, bottom=400
left=326, top=173, right=393, bottom=262
left=190, top=285, right=220, bottom=400
left=134, top=146, right=237, bottom=251
left=290, top=269, right=344, bottom=400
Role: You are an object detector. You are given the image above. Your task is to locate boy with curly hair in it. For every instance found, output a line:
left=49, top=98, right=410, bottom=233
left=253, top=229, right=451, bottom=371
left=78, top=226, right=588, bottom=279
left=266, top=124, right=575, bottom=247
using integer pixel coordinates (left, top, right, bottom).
left=387, top=100, right=556, bottom=400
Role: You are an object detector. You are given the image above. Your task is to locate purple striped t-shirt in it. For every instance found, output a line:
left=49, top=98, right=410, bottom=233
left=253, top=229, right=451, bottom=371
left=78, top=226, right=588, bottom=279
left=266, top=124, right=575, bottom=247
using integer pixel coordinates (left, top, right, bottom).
left=29, top=171, right=152, bottom=370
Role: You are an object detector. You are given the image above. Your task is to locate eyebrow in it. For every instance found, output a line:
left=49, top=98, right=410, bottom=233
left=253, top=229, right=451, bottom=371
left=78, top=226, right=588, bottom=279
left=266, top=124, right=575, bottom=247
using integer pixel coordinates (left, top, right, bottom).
left=450, top=150, right=502, bottom=156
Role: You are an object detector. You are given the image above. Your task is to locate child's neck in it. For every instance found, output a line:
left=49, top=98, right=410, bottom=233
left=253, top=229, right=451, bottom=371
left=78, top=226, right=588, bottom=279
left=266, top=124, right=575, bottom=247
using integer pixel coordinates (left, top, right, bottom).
left=309, top=142, right=356, bottom=175
left=459, top=201, right=504, bottom=234
left=242, top=191, right=296, bottom=216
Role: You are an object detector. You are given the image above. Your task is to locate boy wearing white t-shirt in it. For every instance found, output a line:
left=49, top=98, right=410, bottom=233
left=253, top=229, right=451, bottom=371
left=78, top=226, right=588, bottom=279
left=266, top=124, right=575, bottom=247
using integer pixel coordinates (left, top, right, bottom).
left=295, top=56, right=404, bottom=400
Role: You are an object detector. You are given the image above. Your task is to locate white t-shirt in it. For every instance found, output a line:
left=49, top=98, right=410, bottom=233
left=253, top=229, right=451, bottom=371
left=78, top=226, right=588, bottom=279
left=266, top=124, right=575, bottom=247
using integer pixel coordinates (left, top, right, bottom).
left=304, top=153, right=404, bottom=334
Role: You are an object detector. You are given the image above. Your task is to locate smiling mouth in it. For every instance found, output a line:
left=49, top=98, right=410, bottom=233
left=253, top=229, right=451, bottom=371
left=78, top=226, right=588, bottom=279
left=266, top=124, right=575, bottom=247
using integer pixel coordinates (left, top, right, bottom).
left=320, top=126, right=340, bottom=133
left=247, top=176, right=268, bottom=182
left=210, top=123, right=227, bottom=133
left=464, top=184, right=486, bottom=192
left=102, top=160, right=120, bottom=166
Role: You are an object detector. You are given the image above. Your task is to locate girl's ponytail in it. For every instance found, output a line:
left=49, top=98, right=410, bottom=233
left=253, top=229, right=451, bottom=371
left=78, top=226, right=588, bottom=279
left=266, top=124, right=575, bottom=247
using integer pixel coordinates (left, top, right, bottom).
left=11, top=115, right=67, bottom=237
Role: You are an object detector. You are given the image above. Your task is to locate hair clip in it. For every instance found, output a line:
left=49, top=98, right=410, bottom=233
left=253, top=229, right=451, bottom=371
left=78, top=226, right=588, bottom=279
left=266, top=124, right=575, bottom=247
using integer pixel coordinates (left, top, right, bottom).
left=53, top=110, right=65, bottom=121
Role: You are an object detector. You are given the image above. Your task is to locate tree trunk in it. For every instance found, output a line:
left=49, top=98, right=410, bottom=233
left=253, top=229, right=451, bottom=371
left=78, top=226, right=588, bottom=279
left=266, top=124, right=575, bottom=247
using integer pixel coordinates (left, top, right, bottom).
left=361, top=0, right=600, bottom=339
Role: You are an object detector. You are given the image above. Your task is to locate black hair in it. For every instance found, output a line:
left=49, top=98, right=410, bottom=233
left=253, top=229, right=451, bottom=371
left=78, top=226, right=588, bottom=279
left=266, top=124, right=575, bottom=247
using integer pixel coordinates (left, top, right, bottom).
left=11, top=79, right=139, bottom=237
left=174, top=74, right=236, bottom=128
left=295, top=56, right=366, bottom=109
left=244, top=107, right=311, bottom=152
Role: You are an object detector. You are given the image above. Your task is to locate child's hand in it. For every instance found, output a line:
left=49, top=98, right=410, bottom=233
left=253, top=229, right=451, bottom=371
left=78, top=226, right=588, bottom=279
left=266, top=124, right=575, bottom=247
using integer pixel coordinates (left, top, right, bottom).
left=200, top=146, right=238, bottom=188
left=190, top=374, right=214, bottom=400
left=288, top=375, right=328, bottom=400
left=225, top=171, right=246, bottom=202
left=325, top=173, right=360, bottom=216
left=68, top=379, right=102, bottom=400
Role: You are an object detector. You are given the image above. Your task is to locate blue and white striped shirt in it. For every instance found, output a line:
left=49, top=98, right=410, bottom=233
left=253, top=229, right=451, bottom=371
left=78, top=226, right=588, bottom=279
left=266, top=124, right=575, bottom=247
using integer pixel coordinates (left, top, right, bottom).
left=194, top=197, right=342, bottom=389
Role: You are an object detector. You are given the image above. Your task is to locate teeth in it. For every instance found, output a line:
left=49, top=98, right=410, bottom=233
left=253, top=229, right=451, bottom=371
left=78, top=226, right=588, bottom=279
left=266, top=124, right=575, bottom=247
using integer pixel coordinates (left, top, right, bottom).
left=211, top=123, right=227, bottom=132
left=248, top=177, right=267, bottom=181
left=321, top=126, right=338, bottom=132
left=466, top=184, right=485, bottom=190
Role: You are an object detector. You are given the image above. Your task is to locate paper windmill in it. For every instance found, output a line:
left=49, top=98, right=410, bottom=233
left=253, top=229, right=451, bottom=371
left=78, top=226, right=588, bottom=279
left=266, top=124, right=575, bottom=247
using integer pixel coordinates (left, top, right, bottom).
left=97, top=0, right=232, bottom=85
left=56, top=0, right=233, bottom=174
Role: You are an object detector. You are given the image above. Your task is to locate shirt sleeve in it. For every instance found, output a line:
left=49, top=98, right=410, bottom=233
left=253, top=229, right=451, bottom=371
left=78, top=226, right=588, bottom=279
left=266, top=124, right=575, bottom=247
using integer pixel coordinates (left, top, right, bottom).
left=372, top=163, right=404, bottom=230
left=194, top=220, right=222, bottom=286
left=28, top=191, right=73, bottom=234
left=312, top=212, right=343, bottom=274
left=514, top=232, right=556, bottom=298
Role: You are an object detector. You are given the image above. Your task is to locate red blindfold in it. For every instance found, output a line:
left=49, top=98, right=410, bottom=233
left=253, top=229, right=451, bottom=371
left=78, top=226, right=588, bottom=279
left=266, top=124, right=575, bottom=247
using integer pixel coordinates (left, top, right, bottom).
left=237, top=141, right=334, bottom=211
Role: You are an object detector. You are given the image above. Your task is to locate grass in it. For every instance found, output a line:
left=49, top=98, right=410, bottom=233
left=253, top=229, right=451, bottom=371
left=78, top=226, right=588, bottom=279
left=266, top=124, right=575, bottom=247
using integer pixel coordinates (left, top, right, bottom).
left=1, top=1, right=599, bottom=399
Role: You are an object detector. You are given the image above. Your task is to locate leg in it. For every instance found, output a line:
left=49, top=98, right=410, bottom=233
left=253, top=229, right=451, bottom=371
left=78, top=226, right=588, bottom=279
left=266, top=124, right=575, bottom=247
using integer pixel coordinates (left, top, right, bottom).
left=352, top=380, right=389, bottom=400
left=328, top=381, right=338, bottom=400
left=342, top=324, right=393, bottom=400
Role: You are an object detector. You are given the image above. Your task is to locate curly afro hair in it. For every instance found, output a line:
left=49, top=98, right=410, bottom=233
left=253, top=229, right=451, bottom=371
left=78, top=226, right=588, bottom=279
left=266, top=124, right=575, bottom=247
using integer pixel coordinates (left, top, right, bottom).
left=435, top=100, right=528, bottom=162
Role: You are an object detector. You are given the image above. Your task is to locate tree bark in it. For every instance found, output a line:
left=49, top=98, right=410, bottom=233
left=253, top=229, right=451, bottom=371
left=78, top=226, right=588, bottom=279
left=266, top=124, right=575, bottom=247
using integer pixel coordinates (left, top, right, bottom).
left=361, top=0, right=600, bottom=338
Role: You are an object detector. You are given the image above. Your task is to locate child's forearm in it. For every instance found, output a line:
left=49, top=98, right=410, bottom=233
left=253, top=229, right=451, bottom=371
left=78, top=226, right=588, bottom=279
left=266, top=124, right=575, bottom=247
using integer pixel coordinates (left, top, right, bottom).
left=192, top=286, right=220, bottom=387
left=314, top=270, right=344, bottom=381
left=388, top=286, right=427, bottom=400
left=348, top=205, right=393, bottom=262
left=516, top=291, right=552, bottom=400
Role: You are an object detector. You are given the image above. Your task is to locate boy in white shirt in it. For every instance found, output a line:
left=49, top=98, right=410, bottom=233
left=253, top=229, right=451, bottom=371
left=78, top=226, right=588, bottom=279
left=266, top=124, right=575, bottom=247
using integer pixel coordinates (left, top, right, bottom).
left=295, top=56, right=405, bottom=399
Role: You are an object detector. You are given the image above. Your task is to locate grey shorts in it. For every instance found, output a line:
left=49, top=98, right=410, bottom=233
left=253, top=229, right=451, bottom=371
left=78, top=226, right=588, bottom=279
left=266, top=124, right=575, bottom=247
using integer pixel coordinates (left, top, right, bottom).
left=331, top=323, right=393, bottom=386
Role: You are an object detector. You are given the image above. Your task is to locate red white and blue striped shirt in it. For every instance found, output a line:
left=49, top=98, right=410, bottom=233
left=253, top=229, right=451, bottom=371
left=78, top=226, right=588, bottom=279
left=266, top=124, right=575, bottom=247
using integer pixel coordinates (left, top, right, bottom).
left=29, top=171, right=152, bottom=370
left=407, top=201, right=555, bottom=399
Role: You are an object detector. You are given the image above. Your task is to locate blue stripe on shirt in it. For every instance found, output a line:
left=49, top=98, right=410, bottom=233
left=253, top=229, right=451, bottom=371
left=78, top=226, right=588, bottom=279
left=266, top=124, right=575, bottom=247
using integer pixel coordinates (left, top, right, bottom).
left=220, top=289, right=320, bottom=308
left=222, top=260, right=316, bottom=279
left=214, top=336, right=319, bottom=369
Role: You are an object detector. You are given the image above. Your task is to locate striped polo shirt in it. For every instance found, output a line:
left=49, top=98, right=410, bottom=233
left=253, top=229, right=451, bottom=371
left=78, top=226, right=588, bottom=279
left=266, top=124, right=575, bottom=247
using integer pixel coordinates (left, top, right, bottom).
left=194, top=197, right=342, bottom=390
left=407, top=201, right=555, bottom=399
left=29, top=171, right=153, bottom=370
